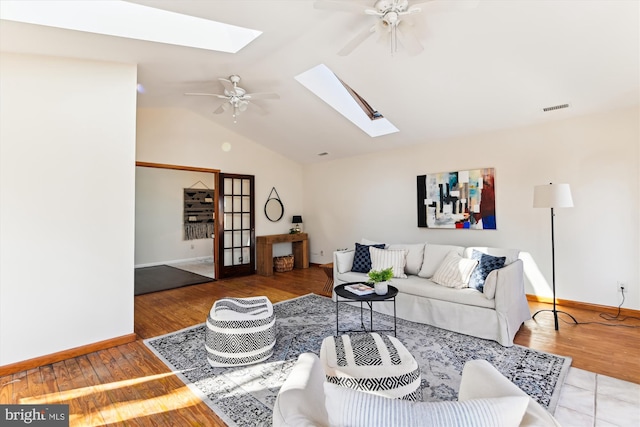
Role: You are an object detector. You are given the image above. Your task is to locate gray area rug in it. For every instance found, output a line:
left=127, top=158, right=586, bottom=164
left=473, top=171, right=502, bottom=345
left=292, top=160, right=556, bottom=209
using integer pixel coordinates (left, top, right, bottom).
left=134, top=265, right=214, bottom=295
left=144, top=293, right=571, bottom=427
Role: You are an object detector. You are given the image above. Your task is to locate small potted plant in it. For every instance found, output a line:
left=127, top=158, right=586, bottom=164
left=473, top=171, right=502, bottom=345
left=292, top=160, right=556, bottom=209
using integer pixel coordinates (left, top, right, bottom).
left=367, top=267, right=393, bottom=295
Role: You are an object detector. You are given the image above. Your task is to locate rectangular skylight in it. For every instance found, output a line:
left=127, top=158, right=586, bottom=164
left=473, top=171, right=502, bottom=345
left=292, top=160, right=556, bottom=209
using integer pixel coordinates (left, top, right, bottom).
left=295, top=64, right=399, bottom=137
left=0, top=1, right=261, bottom=53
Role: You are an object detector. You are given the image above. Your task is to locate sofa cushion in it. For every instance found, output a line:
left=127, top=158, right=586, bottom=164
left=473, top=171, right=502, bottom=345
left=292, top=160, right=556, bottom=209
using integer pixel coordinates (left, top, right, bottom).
left=418, top=244, right=465, bottom=278
left=336, top=272, right=495, bottom=309
left=387, top=243, right=425, bottom=275
left=431, top=251, right=479, bottom=289
left=468, top=250, right=506, bottom=292
left=335, top=250, right=355, bottom=274
left=464, top=246, right=520, bottom=266
left=324, top=382, right=529, bottom=427
left=352, top=243, right=385, bottom=273
left=361, top=238, right=388, bottom=247
left=369, top=247, right=408, bottom=279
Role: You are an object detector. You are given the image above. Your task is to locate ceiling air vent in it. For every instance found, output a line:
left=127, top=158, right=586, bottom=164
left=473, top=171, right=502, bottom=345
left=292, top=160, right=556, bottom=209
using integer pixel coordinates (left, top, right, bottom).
left=318, top=152, right=329, bottom=156
left=542, top=103, right=570, bottom=112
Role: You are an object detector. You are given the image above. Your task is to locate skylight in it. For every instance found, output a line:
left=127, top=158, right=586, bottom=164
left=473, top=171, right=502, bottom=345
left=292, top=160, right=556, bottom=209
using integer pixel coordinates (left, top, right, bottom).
left=0, top=1, right=261, bottom=53
left=295, top=64, right=399, bottom=138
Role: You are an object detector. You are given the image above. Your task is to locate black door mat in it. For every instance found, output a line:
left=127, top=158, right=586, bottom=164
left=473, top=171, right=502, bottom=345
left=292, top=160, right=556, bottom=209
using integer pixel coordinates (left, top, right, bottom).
left=135, top=265, right=214, bottom=296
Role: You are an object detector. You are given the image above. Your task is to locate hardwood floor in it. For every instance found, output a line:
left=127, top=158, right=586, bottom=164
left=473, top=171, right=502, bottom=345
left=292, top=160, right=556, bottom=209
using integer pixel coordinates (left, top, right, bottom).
left=1, top=266, right=639, bottom=426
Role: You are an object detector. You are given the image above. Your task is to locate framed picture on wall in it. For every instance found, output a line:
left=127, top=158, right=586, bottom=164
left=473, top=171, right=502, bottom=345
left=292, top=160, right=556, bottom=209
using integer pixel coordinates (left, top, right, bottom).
left=417, top=168, right=496, bottom=229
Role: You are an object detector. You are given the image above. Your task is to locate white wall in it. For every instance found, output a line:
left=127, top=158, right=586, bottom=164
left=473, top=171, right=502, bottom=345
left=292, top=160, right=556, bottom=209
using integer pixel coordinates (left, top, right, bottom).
left=304, top=107, right=639, bottom=310
left=135, top=167, right=215, bottom=267
left=136, top=108, right=304, bottom=257
left=0, top=54, right=136, bottom=365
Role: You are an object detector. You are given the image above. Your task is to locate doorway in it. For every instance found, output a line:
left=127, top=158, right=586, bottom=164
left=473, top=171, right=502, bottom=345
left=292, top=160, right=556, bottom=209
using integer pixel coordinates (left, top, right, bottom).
left=135, top=162, right=220, bottom=281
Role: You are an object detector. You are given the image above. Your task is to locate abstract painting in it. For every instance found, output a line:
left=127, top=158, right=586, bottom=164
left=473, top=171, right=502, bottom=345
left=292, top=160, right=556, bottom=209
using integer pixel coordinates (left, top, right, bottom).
left=417, top=168, right=496, bottom=229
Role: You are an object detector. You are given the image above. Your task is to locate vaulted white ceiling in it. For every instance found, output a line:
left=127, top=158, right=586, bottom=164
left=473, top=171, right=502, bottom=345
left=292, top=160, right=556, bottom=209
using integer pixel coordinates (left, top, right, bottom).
left=1, top=0, right=638, bottom=164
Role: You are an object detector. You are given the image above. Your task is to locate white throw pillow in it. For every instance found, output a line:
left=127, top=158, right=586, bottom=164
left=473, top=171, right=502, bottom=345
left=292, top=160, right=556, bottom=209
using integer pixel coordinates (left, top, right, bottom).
left=418, top=244, right=465, bottom=278
left=324, top=382, right=528, bottom=427
left=387, top=243, right=425, bottom=275
left=369, top=247, right=407, bottom=279
left=335, top=250, right=355, bottom=274
left=431, top=251, right=478, bottom=288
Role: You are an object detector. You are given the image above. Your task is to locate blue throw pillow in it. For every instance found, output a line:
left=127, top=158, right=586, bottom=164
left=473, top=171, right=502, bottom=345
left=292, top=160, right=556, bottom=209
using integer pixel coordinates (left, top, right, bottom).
left=351, top=243, right=385, bottom=273
left=468, top=250, right=506, bottom=292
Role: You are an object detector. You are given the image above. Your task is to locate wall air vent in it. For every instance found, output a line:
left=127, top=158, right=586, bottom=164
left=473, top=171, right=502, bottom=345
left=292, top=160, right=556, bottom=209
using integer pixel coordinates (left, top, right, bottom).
left=542, top=103, right=570, bottom=112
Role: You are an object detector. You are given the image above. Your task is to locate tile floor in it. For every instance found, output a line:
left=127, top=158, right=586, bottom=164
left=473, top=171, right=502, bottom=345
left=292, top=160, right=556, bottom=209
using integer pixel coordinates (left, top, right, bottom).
left=555, top=367, right=640, bottom=427
left=168, top=258, right=215, bottom=279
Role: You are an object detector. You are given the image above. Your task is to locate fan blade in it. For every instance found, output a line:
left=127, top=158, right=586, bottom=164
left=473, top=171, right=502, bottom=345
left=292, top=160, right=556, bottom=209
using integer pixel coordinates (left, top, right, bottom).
left=314, top=0, right=370, bottom=14
left=218, top=78, right=235, bottom=94
left=396, top=21, right=423, bottom=55
left=245, top=92, right=280, bottom=100
left=184, top=92, right=227, bottom=99
left=338, top=24, right=377, bottom=56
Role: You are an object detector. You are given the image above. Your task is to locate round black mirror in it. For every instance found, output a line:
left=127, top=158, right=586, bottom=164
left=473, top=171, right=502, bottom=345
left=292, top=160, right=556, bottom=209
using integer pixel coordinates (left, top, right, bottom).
left=265, top=197, right=284, bottom=222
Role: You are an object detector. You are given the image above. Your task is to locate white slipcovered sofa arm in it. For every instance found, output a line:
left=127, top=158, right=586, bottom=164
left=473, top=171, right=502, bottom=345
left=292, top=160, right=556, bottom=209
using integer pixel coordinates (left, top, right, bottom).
left=493, top=259, right=532, bottom=345
left=494, top=260, right=525, bottom=309
left=459, top=359, right=561, bottom=427
left=273, top=353, right=329, bottom=427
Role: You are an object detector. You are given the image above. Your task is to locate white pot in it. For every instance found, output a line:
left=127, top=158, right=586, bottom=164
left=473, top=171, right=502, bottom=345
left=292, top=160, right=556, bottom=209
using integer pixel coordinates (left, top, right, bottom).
left=374, top=281, right=389, bottom=295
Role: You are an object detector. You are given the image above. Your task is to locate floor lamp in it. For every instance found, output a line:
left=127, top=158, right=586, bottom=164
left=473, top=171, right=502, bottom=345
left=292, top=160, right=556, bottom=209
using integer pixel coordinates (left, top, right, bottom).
left=532, top=183, right=578, bottom=330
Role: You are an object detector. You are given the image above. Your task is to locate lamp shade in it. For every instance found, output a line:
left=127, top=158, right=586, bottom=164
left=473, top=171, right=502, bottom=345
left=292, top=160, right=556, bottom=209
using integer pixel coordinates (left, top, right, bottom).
left=533, top=183, right=574, bottom=208
left=292, top=215, right=303, bottom=224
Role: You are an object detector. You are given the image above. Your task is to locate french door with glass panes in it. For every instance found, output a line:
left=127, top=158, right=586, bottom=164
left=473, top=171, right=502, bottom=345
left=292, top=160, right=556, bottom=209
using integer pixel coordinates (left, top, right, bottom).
left=217, top=173, right=255, bottom=278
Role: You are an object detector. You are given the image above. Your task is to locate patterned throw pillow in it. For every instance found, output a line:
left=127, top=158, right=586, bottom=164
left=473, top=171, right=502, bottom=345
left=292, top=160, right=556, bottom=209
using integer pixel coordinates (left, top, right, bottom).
left=369, top=247, right=408, bottom=278
left=431, top=251, right=478, bottom=289
left=468, top=250, right=506, bottom=292
left=351, top=243, right=385, bottom=273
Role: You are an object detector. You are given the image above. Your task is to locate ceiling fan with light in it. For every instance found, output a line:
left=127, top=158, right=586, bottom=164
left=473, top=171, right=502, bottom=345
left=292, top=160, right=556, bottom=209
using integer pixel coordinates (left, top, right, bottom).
left=185, top=75, right=279, bottom=122
left=315, top=0, right=429, bottom=56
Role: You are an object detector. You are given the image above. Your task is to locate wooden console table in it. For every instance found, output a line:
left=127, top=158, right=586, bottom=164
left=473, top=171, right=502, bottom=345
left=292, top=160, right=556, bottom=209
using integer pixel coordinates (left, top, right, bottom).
left=256, top=233, right=309, bottom=276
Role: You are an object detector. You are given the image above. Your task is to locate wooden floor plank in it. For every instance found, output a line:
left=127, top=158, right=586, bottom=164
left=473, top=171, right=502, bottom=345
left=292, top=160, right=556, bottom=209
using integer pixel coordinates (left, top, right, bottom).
left=1, top=266, right=638, bottom=427
left=83, top=349, right=144, bottom=427
left=0, top=373, right=14, bottom=405
left=63, top=358, right=108, bottom=427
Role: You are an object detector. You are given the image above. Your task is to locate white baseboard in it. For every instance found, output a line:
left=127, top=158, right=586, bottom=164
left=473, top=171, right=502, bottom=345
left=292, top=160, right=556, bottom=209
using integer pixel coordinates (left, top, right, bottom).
left=135, top=256, right=214, bottom=269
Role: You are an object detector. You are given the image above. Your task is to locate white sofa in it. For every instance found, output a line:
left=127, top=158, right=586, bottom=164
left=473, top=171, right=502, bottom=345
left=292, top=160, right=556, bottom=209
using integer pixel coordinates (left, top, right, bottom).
left=273, top=352, right=561, bottom=427
left=333, top=242, right=531, bottom=346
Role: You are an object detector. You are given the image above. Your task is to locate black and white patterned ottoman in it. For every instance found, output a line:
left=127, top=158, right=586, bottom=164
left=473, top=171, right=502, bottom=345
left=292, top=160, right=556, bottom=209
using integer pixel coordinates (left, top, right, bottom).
left=205, top=296, right=276, bottom=367
left=320, top=333, right=421, bottom=401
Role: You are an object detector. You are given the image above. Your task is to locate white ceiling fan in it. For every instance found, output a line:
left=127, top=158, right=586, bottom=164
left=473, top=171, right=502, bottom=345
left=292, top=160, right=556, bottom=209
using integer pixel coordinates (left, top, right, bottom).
left=315, top=0, right=430, bottom=56
left=185, top=75, right=280, bottom=122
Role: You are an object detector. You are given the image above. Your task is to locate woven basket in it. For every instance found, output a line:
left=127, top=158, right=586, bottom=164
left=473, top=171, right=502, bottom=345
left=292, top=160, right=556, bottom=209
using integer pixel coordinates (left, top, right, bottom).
left=274, top=255, right=294, bottom=272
